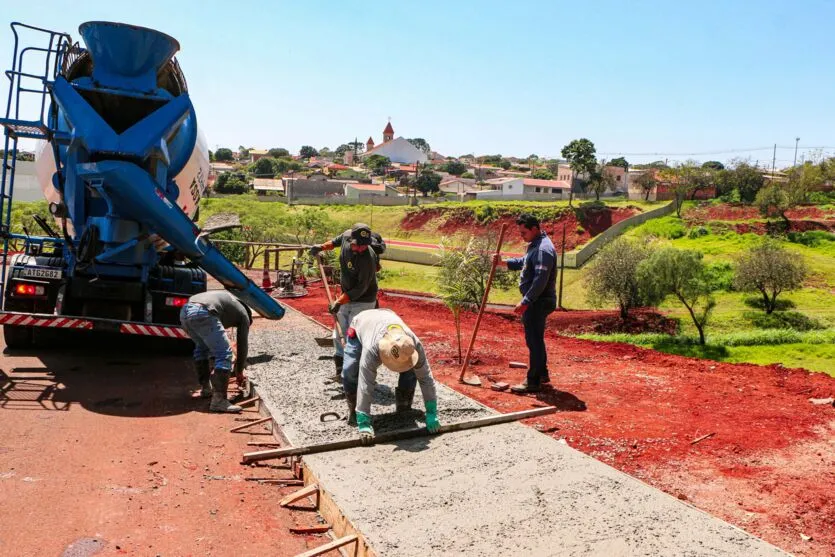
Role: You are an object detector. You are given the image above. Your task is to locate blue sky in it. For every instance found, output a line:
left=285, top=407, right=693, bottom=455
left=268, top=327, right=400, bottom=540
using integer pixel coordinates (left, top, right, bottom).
left=2, top=1, right=833, bottom=166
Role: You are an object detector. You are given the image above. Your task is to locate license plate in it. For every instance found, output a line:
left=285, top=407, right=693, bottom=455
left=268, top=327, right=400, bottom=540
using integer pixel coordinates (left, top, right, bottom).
left=21, top=267, right=62, bottom=280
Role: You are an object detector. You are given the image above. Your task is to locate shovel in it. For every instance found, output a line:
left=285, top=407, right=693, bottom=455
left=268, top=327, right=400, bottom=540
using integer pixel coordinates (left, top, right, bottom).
left=458, top=223, right=508, bottom=387
left=316, top=253, right=346, bottom=348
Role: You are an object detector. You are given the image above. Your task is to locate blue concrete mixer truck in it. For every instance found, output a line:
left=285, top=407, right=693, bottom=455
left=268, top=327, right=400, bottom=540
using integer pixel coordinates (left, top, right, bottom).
left=0, top=21, right=284, bottom=348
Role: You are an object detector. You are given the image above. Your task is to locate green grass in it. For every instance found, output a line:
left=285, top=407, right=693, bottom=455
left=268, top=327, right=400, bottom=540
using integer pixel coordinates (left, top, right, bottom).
left=578, top=329, right=835, bottom=377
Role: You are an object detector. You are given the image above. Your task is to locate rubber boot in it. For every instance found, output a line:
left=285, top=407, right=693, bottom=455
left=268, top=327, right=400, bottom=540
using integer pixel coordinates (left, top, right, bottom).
left=345, top=391, right=357, bottom=426
left=209, top=370, right=242, bottom=413
left=394, top=387, right=415, bottom=413
left=194, top=360, right=212, bottom=398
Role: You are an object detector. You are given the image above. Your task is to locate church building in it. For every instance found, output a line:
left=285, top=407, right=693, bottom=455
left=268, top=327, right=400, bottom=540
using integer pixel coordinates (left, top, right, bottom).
left=361, top=120, right=428, bottom=164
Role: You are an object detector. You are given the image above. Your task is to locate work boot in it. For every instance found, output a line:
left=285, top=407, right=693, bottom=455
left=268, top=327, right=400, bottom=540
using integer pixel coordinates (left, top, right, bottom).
left=510, top=382, right=541, bottom=394
left=345, top=391, right=358, bottom=426
left=394, top=387, right=415, bottom=413
left=540, top=373, right=551, bottom=384
left=209, top=370, right=242, bottom=413
left=333, top=355, right=344, bottom=379
left=194, top=360, right=212, bottom=398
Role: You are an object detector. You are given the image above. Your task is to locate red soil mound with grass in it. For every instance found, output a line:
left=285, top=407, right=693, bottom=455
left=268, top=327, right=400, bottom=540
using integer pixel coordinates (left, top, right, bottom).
left=281, top=284, right=835, bottom=556
left=401, top=206, right=639, bottom=251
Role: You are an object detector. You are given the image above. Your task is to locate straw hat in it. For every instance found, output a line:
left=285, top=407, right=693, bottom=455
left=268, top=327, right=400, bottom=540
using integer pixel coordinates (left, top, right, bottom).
left=378, top=325, right=419, bottom=372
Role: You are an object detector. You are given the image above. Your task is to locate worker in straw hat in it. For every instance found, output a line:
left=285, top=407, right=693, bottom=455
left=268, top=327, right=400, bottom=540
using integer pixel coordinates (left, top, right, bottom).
left=341, top=308, right=441, bottom=443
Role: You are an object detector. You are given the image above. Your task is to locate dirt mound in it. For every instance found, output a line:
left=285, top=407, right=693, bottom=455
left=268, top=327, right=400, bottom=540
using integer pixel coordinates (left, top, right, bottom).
left=548, top=309, right=678, bottom=335
left=402, top=206, right=639, bottom=251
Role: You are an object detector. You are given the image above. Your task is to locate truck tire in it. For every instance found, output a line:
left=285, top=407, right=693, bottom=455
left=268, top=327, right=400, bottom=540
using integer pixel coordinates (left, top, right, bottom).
left=4, top=324, right=33, bottom=350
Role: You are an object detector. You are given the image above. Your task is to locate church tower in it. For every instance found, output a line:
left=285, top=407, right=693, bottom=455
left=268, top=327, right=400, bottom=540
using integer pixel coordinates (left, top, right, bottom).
left=366, top=136, right=375, bottom=151
left=383, top=120, right=394, bottom=143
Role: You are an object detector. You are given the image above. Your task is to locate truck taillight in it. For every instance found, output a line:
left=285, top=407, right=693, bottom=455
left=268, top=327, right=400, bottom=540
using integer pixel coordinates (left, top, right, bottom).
left=165, top=296, right=189, bottom=307
left=15, top=283, right=45, bottom=296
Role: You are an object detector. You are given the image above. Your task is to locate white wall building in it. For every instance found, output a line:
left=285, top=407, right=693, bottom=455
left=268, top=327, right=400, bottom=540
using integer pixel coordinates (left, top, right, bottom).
left=361, top=121, right=428, bottom=164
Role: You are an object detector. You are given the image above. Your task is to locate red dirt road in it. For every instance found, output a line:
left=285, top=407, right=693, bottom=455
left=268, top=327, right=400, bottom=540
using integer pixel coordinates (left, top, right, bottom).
left=0, top=337, right=322, bottom=557
left=286, top=286, right=835, bottom=557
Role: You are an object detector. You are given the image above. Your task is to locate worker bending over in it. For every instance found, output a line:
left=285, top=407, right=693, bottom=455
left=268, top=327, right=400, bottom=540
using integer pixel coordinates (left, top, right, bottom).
left=309, top=223, right=383, bottom=377
left=180, top=290, right=252, bottom=413
left=495, top=213, right=558, bottom=393
left=342, top=308, right=441, bottom=443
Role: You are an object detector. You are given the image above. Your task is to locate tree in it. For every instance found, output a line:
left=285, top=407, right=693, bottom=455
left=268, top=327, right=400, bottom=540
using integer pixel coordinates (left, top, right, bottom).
left=702, top=161, right=724, bottom=171
left=444, top=160, right=468, bottom=176
left=638, top=247, right=717, bottom=345
left=299, top=146, right=318, bottom=159
left=364, top=154, right=390, bottom=175
left=754, top=182, right=788, bottom=223
left=734, top=240, right=806, bottom=314
left=238, top=146, right=251, bottom=159
left=208, top=149, right=214, bottom=162
left=319, top=147, right=333, bottom=158
left=634, top=171, right=658, bottom=201
left=214, top=172, right=249, bottom=194
left=407, top=138, right=431, bottom=155
left=437, top=234, right=517, bottom=363
left=587, top=162, right=617, bottom=201
left=274, top=158, right=303, bottom=174
left=347, top=141, right=365, bottom=155
left=689, top=167, right=717, bottom=200
left=268, top=147, right=290, bottom=159
left=250, top=157, right=277, bottom=178
left=662, top=160, right=700, bottom=217
left=499, top=159, right=512, bottom=170
left=214, top=148, right=234, bottom=162
left=415, top=170, right=442, bottom=196
left=531, top=168, right=554, bottom=180
left=561, top=138, right=597, bottom=206
left=334, top=144, right=351, bottom=158
left=280, top=207, right=335, bottom=246
left=586, top=237, right=651, bottom=320
left=716, top=161, right=764, bottom=203
left=609, top=157, right=629, bottom=170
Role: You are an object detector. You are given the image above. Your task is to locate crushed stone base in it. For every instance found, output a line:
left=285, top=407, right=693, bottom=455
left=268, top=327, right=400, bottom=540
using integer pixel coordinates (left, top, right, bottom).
left=248, top=310, right=786, bottom=557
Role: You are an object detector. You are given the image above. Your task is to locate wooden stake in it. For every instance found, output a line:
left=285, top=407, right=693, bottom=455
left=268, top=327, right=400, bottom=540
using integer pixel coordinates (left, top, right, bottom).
left=260, top=479, right=304, bottom=486
left=230, top=416, right=272, bottom=433
left=458, top=223, right=508, bottom=385
left=293, top=534, right=358, bottom=557
left=237, top=396, right=260, bottom=408
left=508, top=361, right=526, bottom=369
left=280, top=483, right=319, bottom=508
left=247, top=441, right=281, bottom=447
left=243, top=406, right=557, bottom=463
left=289, top=525, right=331, bottom=534
left=690, top=432, right=715, bottom=445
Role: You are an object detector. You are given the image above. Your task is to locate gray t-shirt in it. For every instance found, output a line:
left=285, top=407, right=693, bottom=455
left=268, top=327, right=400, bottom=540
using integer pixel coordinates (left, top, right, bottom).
left=189, top=290, right=251, bottom=370
left=350, top=308, right=437, bottom=414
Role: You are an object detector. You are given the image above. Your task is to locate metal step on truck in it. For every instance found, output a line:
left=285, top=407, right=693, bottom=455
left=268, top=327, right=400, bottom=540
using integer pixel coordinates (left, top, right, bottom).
left=0, top=21, right=284, bottom=349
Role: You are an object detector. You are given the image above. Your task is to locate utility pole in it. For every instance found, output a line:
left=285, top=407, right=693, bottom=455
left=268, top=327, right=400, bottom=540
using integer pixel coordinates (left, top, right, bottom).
left=794, top=137, right=800, bottom=166
left=771, top=143, right=777, bottom=183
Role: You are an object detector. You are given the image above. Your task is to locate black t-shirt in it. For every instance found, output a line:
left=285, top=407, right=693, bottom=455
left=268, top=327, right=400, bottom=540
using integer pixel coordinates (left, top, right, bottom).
left=331, top=230, right=379, bottom=303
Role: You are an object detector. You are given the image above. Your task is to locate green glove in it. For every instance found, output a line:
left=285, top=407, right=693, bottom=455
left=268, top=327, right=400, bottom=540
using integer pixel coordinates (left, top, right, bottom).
left=424, top=400, right=440, bottom=434
left=356, top=410, right=374, bottom=445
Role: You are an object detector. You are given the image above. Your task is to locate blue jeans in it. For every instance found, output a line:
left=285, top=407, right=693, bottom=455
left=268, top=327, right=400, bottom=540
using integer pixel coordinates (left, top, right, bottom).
left=342, top=335, right=417, bottom=397
left=180, top=303, right=233, bottom=371
left=522, top=297, right=557, bottom=386
left=334, top=301, right=377, bottom=358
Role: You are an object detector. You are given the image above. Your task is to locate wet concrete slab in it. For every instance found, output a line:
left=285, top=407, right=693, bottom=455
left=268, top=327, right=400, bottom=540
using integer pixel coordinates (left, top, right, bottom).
left=249, top=310, right=787, bottom=556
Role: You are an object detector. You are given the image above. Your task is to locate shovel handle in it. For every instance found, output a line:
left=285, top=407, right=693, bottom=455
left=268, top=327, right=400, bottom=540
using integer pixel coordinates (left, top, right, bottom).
left=316, top=253, right=346, bottom=346
left=458, top=223, right=507, bottom=382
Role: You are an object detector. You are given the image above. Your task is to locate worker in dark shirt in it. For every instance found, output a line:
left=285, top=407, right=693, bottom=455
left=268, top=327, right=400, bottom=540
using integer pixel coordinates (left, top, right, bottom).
left=180, top=290, right=252, bottom=413
left=309, top=223, right=380, bottom=376
left=495, top=214, right=558, bottom=393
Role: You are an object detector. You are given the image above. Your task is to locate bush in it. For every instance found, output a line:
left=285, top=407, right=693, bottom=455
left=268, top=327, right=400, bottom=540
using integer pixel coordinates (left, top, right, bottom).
left=807, top=191, right=835, bottom=205
left=587, top=237, right=652, bottom=319
left=532, top=168, right=554, bottom=180
left=787, top=230, right=835, bottom=247
left=745, top=310, right=824, bottom=331
left=461, top=172, right=475, bottom=179
left=733, top=240, right=807, bottom=314
left=637, top=216, right=686, bottom=239
left=688, top=225, right=710, bottom=239
left=214, top=172, right=250, bottom=194
left=704, top=261, right=734, bottom=291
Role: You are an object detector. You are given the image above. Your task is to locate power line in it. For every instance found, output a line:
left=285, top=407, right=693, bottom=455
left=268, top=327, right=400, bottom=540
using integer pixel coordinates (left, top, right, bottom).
left=597, top=145, right=835, bottom=157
